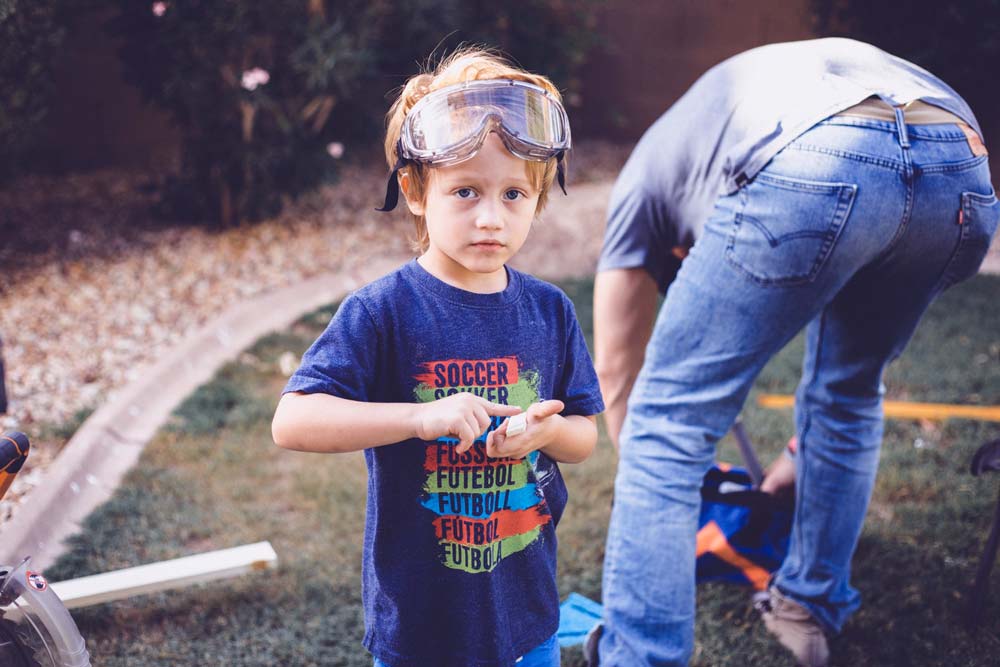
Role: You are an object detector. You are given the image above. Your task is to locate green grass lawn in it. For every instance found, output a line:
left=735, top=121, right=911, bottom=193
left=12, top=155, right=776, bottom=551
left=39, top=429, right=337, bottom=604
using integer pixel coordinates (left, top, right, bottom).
left=44, top=275, right=1000, bottom=666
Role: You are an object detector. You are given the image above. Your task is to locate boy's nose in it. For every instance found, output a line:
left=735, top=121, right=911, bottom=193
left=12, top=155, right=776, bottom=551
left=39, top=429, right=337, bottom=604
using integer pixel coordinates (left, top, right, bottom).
left=474, top=201, right=503, bottom=230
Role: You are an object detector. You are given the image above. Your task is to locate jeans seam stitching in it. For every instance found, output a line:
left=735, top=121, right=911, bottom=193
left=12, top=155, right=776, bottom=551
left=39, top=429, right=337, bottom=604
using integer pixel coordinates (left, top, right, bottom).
left=820, top=117, right=969, bottom=141
left=787, top=143, right=903, bottom=170
left=874, top=152, right=916, bottom=262
left=788, top=306, right=824, bottom=594
left=933, top=195, right=974, bottom=292
left=757, top=172, right=853, bottom=193
left=920, top=155, right=989, bottom=173
left=809, top=184, right=857, bottom=278
left=906, top=135, right=968, bottom=143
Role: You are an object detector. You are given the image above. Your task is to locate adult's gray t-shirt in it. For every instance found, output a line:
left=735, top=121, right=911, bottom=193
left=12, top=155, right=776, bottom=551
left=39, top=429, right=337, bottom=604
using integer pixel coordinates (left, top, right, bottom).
left=597, top=37, right=983, bottom=293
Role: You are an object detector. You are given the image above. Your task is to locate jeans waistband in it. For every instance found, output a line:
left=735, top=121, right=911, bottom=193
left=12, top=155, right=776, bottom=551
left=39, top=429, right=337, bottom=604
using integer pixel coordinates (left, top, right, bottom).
left=834, top=98, right=963, bottom=125
left=818, top=115, right=970, bottom=144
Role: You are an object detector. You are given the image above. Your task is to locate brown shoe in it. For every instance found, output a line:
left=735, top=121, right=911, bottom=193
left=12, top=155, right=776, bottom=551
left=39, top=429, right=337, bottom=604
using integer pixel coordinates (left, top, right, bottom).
left=583, top=622, right=601, bottom=666
left=756, top=586, right=830, bottom=667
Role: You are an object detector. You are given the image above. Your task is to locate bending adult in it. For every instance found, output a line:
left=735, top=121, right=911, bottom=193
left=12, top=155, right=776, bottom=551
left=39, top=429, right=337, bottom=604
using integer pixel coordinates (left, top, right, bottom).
left=592, top=38, right=999, bottom=667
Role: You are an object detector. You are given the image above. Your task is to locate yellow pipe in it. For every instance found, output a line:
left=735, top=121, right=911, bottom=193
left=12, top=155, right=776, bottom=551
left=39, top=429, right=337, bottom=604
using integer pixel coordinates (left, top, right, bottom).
left=757, top=394, right=1000, bottom=422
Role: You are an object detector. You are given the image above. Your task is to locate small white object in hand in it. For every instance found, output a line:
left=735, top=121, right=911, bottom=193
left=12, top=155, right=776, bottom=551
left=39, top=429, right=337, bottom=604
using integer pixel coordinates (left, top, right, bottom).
left=506, top=413, right=527, bottom=437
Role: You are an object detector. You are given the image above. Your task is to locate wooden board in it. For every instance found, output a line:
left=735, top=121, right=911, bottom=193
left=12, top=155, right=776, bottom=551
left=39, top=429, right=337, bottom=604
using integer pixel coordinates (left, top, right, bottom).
left=48, top=541, right=278, bottom=610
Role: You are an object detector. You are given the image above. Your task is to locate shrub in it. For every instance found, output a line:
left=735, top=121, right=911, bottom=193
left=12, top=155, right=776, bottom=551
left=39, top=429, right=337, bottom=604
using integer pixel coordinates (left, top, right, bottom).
left=105, top=0, right=601, bottom=226
left=0, top=0, right=66, bottom=182
left=108, top=0, right=370, bottom=225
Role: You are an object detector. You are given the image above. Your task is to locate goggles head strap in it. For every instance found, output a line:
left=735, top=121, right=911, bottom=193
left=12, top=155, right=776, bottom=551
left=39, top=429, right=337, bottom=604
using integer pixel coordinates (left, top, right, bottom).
left=375, top=145, right=407, bottom=212
left=556, top=151, right=568, bottom=196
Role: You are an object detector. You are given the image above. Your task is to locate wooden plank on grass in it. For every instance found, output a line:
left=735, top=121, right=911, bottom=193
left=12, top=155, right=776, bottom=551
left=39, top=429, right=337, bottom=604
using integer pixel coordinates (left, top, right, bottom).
left=49, top=541, right=278, bottom=610
left=757, top=394, right=1000, bottom=422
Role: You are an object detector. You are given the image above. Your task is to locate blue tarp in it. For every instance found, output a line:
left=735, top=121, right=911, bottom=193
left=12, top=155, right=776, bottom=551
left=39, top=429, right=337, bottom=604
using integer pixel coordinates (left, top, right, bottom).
left=557, top=593, right=602, bottom=647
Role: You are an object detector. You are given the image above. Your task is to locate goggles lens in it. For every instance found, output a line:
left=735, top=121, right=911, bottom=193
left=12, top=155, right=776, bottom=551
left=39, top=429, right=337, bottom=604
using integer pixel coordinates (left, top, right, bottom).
left=402, top=80, right=570, bottom=165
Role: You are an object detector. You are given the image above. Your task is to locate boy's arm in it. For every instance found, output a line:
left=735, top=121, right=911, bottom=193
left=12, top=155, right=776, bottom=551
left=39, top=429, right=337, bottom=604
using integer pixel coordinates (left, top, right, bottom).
left=272, top=391, right=521, bottom=454
left=539, top=414, right=598, bottom=464
left=272, top=392, right=420, bottom=453
left=485, top=400, right=598, bottom=464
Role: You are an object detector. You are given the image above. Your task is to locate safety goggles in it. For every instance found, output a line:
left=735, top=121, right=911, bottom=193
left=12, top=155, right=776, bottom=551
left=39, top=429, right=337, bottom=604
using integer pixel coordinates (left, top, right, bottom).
left=377, top=79, right=572, bottom=212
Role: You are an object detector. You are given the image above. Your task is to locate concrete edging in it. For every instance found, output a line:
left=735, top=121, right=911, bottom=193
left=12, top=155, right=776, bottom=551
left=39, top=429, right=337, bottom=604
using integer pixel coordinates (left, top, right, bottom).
left=0, top=256, right=407, bottom=570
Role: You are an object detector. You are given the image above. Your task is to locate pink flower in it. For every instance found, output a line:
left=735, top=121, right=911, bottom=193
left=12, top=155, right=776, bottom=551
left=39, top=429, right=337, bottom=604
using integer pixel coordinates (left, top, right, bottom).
left=326, top=142, right=345, bottom=159
left=152, top=2, right=168, bottom=17
left=241, top=68, right=271, bottom=91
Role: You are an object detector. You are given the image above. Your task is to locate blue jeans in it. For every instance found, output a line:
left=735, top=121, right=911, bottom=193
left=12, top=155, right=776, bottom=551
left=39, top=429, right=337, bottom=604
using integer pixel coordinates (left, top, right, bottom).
left=373, top=632, right=559, bottom=667
left=599, top=115, right=999, bottom=666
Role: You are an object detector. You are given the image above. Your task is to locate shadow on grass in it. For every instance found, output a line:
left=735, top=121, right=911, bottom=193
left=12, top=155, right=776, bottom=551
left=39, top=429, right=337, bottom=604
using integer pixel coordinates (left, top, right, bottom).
left=41, top=274, right=1000, bottom=666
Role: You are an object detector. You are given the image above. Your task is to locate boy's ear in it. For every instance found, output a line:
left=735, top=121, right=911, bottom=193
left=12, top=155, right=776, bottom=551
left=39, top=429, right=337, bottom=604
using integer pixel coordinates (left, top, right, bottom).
left=399, top=172, right=425, bottom=216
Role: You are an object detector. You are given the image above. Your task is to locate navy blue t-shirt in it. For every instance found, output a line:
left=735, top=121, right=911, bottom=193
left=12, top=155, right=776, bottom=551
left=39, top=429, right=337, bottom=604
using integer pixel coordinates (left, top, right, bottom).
left=284, top=260, right=604, bottom=667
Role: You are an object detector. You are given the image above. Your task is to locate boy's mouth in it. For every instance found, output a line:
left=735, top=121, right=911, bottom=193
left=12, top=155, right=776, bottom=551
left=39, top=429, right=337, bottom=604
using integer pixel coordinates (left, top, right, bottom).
left=470, top=240, right=505, bottom=249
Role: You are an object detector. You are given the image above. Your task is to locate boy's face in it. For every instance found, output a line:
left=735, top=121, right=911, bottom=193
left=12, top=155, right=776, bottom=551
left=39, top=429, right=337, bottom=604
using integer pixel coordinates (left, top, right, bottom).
left=406, top=132, right=540, bottom=291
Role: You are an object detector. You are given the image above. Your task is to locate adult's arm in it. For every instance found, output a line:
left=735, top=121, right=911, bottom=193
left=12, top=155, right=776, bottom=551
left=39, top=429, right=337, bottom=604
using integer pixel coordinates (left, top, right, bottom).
left=593, top=268, right=659, bottom=450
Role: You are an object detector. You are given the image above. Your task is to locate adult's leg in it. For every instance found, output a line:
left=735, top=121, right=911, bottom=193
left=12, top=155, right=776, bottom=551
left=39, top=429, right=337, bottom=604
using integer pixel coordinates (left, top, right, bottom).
left=598, top=143, right=882, bottom=665
left=775, top=130, right=1000, bottom=632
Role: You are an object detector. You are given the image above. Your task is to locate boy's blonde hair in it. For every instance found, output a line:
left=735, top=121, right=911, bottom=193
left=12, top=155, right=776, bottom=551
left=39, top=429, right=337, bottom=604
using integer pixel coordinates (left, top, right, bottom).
left=384, top=47, right=565, bottom=253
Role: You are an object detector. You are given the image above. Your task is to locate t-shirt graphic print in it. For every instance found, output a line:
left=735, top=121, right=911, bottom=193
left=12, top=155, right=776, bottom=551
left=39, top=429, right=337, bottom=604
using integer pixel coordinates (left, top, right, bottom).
left=415, top=356, right=554, bottom=573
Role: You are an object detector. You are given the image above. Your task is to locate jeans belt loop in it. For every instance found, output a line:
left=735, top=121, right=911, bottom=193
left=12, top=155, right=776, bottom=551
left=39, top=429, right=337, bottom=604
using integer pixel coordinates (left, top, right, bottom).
left=893, top=106, right=911, bottom=149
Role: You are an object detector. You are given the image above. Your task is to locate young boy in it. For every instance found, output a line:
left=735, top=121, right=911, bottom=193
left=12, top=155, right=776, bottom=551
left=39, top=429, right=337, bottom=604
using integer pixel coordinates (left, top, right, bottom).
left=271, top=49, right=605, bottom=667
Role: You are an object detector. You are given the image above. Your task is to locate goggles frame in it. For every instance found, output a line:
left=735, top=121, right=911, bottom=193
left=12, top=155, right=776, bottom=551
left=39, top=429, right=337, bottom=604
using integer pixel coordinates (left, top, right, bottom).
left=377, top=79, right=571, bottom=212
left=399, top=79, right=571, bottom=167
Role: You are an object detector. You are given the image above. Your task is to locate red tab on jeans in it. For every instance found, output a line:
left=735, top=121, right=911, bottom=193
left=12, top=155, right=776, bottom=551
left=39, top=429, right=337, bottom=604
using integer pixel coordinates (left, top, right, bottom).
left=960, top=123, right=989, bottom=157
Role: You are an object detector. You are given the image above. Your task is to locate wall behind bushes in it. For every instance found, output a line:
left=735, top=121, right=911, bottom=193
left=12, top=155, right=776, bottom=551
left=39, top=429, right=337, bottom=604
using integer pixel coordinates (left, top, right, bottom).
left=580, top=0, right=813, bottom=140
left=39, top=7, right=182, bottom=173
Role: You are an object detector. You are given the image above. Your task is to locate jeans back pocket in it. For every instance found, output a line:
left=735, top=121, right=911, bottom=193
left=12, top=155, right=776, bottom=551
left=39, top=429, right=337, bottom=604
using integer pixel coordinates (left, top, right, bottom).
left=938, top=189, right=1000, bottom=290
left=726, top=173, right=858, bottom=286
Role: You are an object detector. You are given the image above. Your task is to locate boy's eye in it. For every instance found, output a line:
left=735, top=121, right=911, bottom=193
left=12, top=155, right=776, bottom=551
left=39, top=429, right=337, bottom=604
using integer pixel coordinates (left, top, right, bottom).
left=455, top=187, right=476, bottom=199
left=503, top=189, right=524, bottom=201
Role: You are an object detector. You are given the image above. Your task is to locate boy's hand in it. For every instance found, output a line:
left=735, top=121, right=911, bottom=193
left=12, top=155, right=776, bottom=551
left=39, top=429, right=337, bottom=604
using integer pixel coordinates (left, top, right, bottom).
left=486, top=400, right=565, bottom=460
left=414, top=393, right=522, bottom=454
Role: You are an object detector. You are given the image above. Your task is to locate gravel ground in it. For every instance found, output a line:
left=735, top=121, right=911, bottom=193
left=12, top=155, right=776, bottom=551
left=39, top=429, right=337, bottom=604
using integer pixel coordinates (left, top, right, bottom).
left=0, top=140, right=631, bottom=525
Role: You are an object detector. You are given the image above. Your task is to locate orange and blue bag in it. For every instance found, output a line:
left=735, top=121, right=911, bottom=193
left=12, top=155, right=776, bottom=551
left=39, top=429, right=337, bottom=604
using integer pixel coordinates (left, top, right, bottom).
left=0, top=431, right=29, bottom=502
left=695, top=423, right=793, bottom=590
